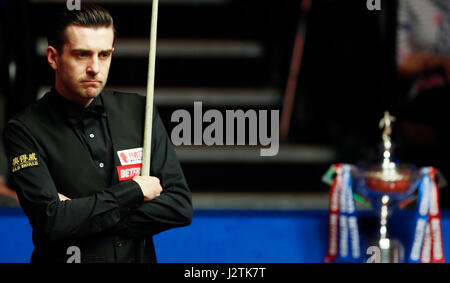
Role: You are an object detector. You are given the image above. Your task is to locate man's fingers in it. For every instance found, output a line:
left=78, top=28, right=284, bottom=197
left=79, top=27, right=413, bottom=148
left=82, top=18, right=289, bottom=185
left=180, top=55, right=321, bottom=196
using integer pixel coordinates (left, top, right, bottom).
left=133, top=176, right=164, bottom=201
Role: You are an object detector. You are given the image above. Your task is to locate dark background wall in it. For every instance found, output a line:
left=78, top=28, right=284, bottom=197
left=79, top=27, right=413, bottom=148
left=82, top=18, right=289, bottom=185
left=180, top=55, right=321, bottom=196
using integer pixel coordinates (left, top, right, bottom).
left=0, top=0, right=448, bottom=207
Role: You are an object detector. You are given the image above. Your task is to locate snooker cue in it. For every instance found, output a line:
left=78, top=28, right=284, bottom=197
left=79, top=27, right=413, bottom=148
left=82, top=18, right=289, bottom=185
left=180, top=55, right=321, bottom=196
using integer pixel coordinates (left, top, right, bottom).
left=136, top=0, right=159, bottom=263
left=141, top=0, right=159, bottom=177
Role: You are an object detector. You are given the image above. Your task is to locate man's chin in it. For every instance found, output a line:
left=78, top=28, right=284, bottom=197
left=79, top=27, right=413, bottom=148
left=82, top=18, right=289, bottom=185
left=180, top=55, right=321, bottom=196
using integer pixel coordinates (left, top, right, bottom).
left=83, top=86, right=104, bottom=98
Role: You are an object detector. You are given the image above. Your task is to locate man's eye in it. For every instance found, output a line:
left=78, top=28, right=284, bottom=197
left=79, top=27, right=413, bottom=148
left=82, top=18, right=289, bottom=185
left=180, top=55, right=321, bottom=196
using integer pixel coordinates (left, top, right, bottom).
left=100, top=52, right=110, bottom=58
left=78, top=52, right=88, bottom=58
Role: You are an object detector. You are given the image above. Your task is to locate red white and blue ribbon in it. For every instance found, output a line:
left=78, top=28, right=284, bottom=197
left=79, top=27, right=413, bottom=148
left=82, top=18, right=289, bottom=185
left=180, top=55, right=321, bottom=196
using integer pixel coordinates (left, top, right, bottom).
left=325, top=164, right=341, bottom=262
left=326, top=164, right=362, bottom=262
left=409, top=167, right=445, bottom=263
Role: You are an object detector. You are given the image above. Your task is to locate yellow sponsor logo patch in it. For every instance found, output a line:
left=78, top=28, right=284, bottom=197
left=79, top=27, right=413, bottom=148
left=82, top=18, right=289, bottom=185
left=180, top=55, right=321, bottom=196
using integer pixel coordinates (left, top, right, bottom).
left=11, top=153, right=39, bottom=172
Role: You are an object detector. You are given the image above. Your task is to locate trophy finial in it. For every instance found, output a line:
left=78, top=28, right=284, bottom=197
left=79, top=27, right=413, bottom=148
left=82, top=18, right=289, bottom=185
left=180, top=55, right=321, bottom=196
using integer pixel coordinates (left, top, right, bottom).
left=379, top=111, right=396, bottom=148
left=379, top=111, right=396, bottom=129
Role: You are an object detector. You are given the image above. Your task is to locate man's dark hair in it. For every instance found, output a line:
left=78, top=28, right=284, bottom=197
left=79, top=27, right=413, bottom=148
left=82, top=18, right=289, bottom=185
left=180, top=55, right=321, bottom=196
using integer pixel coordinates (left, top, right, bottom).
left=47, top=3, right=116, bottom=53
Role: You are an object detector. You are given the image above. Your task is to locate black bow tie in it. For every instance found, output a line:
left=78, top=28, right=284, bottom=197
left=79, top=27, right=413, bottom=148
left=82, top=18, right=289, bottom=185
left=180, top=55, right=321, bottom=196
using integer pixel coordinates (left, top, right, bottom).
left=67, top=105, right=105, bottom=125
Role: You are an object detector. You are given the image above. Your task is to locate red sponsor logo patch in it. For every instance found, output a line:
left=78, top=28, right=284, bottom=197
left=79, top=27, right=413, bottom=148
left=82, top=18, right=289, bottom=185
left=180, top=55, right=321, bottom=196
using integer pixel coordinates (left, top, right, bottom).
left=117, top=164, right=142, bottom=181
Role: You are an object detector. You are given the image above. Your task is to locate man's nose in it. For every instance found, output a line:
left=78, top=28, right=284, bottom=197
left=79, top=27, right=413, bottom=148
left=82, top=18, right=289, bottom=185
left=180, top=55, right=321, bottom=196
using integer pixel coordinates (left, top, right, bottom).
left=86, top=57, right=100, bottom=76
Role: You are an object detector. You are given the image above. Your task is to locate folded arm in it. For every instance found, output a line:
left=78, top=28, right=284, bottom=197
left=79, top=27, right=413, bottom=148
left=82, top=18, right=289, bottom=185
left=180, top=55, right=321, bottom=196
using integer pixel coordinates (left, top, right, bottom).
left=114, top=109, right=193, bottom=238
left=3, top=120, right=145, bottom=241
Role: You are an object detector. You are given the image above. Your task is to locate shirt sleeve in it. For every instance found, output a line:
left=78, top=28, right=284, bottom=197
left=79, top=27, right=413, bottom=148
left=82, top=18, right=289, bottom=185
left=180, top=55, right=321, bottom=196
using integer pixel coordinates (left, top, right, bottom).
left=3, top=120, right=145, bottom=241
left=113, top=109, right=193, bottom=238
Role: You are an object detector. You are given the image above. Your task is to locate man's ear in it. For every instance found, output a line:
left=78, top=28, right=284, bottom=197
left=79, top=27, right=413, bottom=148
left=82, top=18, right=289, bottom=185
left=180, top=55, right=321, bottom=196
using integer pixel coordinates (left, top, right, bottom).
left=46, top=46, right=59, bottom=70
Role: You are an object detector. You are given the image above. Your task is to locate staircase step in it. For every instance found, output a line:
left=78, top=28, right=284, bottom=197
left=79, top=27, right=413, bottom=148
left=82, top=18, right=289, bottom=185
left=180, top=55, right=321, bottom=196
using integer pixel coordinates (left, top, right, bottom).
left=182, top=161, right=333, bottom=193
left=30, top=1, right=269, bottom=40
left=36, top=38, right=263, bottom=58
left=37, top=86, right=281, bottom=107
left=34, top=56, right=270, bottom=88
left=192, top=192, right=330, bottom=210
left=174, top=145, right=337, bottom=164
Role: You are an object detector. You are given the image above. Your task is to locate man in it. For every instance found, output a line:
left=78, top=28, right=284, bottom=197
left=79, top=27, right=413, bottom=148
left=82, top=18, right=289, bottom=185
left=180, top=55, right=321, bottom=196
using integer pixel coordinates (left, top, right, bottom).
left=2, top=4, right=192, bottom=263
left=395, top=0, right=450, bottom=208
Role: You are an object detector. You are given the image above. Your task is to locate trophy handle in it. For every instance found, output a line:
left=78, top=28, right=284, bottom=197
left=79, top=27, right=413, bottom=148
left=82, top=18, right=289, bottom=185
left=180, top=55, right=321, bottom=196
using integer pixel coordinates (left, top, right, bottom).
left=435, top=169, right=448, bottom=189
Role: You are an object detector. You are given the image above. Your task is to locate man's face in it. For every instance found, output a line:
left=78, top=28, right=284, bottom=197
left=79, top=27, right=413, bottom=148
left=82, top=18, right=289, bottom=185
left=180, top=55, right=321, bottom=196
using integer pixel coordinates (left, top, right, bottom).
left=47, top=25, right=114, bottom=106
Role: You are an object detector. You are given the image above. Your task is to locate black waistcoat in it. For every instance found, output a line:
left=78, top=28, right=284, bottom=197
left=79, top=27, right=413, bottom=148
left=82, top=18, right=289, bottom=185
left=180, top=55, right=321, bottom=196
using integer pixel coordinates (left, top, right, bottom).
left=15, top=90, right=156, bottom=263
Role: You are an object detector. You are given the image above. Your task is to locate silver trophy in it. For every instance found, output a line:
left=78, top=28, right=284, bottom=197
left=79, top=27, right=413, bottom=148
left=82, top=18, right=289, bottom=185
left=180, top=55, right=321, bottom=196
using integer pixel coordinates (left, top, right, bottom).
left=353, top=111, right=420, bottom=263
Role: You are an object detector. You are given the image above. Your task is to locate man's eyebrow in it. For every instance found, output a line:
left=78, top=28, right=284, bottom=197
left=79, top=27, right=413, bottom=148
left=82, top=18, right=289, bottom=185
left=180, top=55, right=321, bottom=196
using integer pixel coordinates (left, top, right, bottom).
left=71, top=49, right=91, bottom=53
left=100, top=49, right=114, bottom=53
left=71, top=49, right=114, bottom=53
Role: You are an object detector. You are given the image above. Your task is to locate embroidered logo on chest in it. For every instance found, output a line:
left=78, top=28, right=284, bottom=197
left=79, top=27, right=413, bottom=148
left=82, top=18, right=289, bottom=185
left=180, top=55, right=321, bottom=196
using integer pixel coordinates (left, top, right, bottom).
left=117, top=147, right=142, bottom=165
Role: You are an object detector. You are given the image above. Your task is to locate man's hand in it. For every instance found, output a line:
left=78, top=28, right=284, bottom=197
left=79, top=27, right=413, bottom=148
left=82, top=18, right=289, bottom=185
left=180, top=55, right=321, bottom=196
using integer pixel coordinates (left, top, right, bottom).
left=132, top=176, right=163, bottom=201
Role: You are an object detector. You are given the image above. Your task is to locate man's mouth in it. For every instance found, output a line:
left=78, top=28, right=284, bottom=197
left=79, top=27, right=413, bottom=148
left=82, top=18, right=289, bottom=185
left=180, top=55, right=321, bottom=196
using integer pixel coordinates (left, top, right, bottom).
left=81, top=80, right=101, bottom=84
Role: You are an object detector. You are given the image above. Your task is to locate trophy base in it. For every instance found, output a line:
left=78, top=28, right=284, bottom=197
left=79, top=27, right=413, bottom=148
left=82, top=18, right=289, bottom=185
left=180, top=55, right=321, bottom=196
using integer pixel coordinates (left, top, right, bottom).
left=368, top=238, right=405, bottom=263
